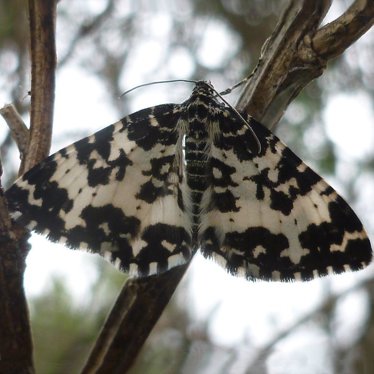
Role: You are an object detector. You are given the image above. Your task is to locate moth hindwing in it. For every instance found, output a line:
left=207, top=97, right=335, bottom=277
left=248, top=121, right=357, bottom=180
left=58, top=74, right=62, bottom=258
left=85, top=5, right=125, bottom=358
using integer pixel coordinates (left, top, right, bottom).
left=6, top=81, right=372, bottom=280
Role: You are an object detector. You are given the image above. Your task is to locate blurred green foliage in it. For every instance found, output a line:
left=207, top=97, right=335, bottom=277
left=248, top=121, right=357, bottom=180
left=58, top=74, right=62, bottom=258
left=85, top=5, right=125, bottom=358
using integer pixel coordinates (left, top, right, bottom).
left=30, top=259, right=125, bottom=373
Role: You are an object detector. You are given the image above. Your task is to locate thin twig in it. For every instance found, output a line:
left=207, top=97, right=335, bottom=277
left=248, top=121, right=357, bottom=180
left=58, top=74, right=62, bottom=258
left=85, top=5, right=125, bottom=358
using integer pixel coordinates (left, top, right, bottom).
left=58, top=0, right=116, bottom=67
left=0, top=104, right=30, bottom=163
left=246, top=278, right=374, bottom=371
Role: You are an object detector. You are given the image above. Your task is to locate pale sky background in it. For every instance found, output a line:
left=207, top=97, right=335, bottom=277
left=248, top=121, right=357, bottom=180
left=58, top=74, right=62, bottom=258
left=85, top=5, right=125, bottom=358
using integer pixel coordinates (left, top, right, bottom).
left=1, top=2, right=373, bottom=372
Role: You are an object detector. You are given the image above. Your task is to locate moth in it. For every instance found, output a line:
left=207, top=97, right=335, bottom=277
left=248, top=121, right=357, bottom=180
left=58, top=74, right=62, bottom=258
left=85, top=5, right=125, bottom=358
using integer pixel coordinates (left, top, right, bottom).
left=5, top=81, right=372, bottom=281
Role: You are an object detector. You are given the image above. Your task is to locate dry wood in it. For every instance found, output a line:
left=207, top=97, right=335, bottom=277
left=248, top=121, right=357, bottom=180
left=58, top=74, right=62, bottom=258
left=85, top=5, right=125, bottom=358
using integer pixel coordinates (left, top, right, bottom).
left=0, top=1, right=57, bottom=372
left=0, top=104, right=30, bottom=162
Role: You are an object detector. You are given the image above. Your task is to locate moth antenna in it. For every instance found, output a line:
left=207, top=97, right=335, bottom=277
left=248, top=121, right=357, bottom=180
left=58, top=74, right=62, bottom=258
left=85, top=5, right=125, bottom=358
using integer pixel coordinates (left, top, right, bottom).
left=218, top=71, right=255, bottom=96
left=121, top=79, right=198, bottom=97
left=211, top=86, right=262, bottom=154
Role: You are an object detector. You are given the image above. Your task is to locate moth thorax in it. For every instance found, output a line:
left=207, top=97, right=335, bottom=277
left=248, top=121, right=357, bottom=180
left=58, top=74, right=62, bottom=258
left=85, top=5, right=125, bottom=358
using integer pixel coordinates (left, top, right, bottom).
left=185, top=131, right=211, bottom=230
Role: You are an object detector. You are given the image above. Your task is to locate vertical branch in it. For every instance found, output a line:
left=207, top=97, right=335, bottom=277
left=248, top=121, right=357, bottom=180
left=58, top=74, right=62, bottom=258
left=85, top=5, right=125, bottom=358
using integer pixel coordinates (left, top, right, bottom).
left=0, top=169, right=33, bottom=373
left=0, top=1, right=57, bottom=372
left=23, top=0, right=57, bottom=173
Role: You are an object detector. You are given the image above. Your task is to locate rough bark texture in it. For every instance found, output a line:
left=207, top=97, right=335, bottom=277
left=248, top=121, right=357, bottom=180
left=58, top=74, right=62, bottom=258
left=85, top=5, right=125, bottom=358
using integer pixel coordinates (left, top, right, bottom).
left=82, top=266, right=189, bottom=374
left=0, top=173, right=33, bottom=373
left=0, top=1, right=57, bottom=372
left=23, top=0, right=57, bottom=173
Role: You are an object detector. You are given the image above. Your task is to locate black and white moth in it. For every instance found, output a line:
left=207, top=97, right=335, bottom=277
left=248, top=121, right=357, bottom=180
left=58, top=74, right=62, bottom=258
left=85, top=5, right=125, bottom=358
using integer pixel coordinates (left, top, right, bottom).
left=5, top=81, right=372, bottom=281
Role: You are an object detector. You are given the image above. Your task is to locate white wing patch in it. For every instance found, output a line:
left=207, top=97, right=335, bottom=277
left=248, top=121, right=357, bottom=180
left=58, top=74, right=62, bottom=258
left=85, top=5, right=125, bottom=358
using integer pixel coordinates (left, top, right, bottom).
left=199, top=116, right=371, bottom=280
left=7, top=108, right=193, bottom=276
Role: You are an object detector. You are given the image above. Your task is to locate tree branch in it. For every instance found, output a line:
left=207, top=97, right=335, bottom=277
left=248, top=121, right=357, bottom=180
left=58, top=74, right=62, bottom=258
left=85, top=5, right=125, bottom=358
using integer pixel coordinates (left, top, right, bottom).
left=58, top=0, right=116, bottom=67
left=82, top=266, right=189, bottom=373
left=80, top=0, right=372, bottom=371
left=0, top=1, right=57, bottom=372
left=237, top=0, right=373, bottom=129
left=0, top=104, right=30, bottom=162
left=311, top=0, right=374, bottom=60
left=236, top=0, right=332, bottom=128
left=0, top=163, right=33, bottom=373
left=23, top=0, right=57, bottom=174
